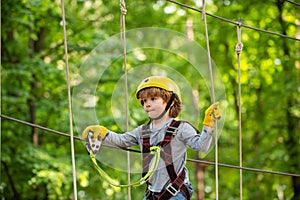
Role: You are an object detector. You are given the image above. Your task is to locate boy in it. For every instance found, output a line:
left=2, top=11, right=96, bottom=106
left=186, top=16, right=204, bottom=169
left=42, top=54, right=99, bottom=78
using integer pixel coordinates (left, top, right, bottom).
left=82, top=76, right=221, bottom=200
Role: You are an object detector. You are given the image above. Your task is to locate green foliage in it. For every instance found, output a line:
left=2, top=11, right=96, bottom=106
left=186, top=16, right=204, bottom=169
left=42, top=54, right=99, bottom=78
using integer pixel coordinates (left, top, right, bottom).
left=1, top=0, right=299, bottom=199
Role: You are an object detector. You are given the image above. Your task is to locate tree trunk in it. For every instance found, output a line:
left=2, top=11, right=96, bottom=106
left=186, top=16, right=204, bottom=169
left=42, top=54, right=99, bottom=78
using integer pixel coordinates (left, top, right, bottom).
left=195, top=155, right=208, bottom=200
left=29, top=28, right=38, bottom=146
left=2, top=161, right=21, bottom=200
left=28, top=88, right=38, bottom=146
left=28, top=21, right=45, bottom=146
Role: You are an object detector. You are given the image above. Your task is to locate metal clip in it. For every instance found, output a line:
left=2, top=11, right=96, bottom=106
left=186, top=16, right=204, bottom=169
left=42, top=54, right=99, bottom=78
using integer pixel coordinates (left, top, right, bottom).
left=144, top=189, right=151, bottom=198
left=141, top=125, right=151, bottom=138
left=85, top=130, right=102, bottom=154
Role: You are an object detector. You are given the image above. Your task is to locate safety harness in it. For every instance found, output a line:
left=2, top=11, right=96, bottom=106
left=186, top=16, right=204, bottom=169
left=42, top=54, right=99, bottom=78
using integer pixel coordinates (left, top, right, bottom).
left=142, top=120, right=191, bottom=200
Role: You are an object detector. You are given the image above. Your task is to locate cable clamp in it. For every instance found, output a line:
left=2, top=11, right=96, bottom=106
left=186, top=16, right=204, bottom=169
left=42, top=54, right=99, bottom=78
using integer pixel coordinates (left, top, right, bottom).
left=235, top=18, right=243, bottom=55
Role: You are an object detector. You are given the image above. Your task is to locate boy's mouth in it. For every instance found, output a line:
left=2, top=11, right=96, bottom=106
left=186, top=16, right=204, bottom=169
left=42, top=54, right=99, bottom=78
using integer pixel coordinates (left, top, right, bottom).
left=146, top=109, right=155, bottom=114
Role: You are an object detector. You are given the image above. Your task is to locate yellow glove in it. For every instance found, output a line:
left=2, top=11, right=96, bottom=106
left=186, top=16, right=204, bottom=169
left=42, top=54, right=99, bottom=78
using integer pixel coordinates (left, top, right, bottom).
left=82, top=125, right=108, bottom=142
left=203, top=102, right=221, bottom=127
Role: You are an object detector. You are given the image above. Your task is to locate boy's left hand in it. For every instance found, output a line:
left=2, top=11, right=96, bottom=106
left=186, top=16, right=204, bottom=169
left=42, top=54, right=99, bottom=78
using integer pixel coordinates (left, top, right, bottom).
left=203, top=102, right=221, bottom=127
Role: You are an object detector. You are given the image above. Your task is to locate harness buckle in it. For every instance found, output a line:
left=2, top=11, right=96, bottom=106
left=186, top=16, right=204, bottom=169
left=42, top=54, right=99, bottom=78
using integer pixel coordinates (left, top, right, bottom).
left=141, top=125, right=151, bottom=138
left=166, top=183, right=180, bottom=196
left=166, top=126, right=178, bottom=136
left=144, top=189, right=151, bottom=198
left=85, top=130, right=102, bottom=154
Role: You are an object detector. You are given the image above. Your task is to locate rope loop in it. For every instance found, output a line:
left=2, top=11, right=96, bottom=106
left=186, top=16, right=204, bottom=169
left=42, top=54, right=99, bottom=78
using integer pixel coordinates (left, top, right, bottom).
left=150, top=146, right=161, bottom=154
left=201, top=0, right=206, bottom=19
left=120, top=0, right=127, bottom=15
left=89, top=146, right=161, bottom=188
left=235, top=18, right=243, bottom=55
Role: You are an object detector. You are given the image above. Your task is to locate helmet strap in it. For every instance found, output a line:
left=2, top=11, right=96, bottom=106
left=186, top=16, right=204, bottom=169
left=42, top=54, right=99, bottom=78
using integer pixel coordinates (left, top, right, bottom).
left=150, top=93, right=176, bottom=121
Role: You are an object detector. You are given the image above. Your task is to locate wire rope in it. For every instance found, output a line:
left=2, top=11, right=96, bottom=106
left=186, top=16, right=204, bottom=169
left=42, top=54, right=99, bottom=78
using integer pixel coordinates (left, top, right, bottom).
left=61, top=16, right=299, bottom=42
left=0, top=4, right=2, bottom=183
left=1, top=114, right=300, bottom=178
left=186, top=158, right=300, bottom=177
left=60, top=1, right=78, bottom=199
left=235, top=19, right=244, bottom=200
left=119, top=0, right=132, bottom=198
left=286, top=0, right=300, bottom=6
left=52, top=1, right=300, bottom=41
left=166, top=0, right=300, bottom=42
left=201, top=1, right=219, bottom=199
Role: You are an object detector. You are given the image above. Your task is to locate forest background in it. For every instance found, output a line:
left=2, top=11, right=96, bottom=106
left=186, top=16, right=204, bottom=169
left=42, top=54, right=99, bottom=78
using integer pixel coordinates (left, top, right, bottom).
left=1, top=0, right=299, bottom=199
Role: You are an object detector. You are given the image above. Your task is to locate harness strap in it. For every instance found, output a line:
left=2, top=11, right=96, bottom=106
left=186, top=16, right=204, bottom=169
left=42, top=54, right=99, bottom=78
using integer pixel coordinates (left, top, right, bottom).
left=158, top=120, right=190, bottom=200
left=142, top=120, right=191, bottom=200
left=160, top=120, right=181, bottom=182
left=151, top=93, right=177, bottom=120
left=142, top=124, right=152, bottom=179
left=158, top=169, right=190, bottom=200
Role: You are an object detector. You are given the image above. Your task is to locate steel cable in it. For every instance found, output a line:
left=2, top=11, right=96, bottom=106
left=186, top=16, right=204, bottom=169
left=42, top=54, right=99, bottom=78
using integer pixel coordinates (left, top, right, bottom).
left=1, top=114, right=299, bottom=178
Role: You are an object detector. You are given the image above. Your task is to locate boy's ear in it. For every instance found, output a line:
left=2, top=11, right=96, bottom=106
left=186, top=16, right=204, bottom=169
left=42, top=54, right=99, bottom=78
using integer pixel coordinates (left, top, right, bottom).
left=138, top=98, right=144, bottom=105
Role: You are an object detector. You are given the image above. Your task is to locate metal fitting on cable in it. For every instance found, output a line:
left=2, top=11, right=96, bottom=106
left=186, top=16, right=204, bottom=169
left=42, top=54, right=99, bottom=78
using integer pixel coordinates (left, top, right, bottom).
left=235, top=18, right=243, bottom=55
left=120, top=0, right=127, bottom=15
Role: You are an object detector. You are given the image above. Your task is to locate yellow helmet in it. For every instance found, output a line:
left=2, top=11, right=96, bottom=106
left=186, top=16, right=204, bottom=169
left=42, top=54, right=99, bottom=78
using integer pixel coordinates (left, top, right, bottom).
left=136, top=76, right=181, bottom=101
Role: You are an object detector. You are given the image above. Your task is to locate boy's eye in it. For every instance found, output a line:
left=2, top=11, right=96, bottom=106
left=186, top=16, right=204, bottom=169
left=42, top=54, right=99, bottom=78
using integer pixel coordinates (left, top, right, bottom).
left=139, top=99, right=144, bottom=105
left=141, top=97, right=157, bottom=105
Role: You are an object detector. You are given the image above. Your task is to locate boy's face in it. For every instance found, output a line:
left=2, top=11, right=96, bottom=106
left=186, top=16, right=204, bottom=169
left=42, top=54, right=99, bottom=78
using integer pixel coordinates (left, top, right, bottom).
left=141, top=96, right=167, bottom=119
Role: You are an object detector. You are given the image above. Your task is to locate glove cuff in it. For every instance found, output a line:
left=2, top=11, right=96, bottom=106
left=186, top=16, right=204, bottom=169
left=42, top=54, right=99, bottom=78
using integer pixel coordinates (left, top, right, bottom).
left=203, top=118, right=214, bottom=127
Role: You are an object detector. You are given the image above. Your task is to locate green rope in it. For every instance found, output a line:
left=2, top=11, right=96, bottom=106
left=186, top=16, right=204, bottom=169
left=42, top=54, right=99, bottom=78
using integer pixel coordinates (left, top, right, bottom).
left=90, top=146, right=161, bottom=188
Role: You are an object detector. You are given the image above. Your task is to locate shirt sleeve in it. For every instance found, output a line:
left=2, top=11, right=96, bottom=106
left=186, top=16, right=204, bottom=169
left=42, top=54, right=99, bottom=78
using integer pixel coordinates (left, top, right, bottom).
left=178, top=122, right=213, bottom=152
left=103, top=126, right=141, bottom=148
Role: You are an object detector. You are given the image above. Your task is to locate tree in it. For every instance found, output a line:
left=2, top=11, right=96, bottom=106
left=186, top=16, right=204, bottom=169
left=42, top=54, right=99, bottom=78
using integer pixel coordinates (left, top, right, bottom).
left=1, top=0, right=299, bottom=199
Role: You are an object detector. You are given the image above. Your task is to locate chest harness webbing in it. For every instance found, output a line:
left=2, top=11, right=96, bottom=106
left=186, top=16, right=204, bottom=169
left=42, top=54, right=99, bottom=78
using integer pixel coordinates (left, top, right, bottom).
left=141, top=120, right=191, bottom=200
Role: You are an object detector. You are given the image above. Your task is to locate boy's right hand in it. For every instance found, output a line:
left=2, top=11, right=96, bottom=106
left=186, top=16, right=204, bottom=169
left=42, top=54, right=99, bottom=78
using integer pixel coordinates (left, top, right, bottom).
left=82, top=125, right=108, bottom=141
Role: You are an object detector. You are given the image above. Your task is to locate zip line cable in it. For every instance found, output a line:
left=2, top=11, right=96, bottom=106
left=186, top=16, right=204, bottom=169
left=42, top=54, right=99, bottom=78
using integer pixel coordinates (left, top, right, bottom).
left=166, top=0, right=300, bottom=42
left=286, top=0, right=300, bottom=6
left=186, top=158, right=300, bottom=177
left=53, top=2, right=300, bottom=41
left=60, top=1, right=78, bottom=199
left=1, top=114, right=299, bottom=177
left=235, top=19, right=244, bottom=200
left=62, top=16, right=299, bottom=43
left=201, top=0, right=219, bottom=199
left=0, top=115, right=84, bottom=141
left=2, top=114, right=299, bottom=177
